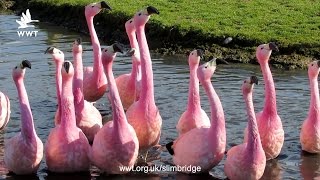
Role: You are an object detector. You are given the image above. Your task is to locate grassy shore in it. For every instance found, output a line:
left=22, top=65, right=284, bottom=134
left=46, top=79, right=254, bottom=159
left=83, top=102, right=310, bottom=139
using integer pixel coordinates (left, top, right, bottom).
left=12, top=0, right=320, bottom=69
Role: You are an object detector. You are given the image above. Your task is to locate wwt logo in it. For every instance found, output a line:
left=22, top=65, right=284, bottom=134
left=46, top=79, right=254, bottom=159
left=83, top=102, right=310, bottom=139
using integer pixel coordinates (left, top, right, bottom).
left=16, top=9, right=39, bottom=37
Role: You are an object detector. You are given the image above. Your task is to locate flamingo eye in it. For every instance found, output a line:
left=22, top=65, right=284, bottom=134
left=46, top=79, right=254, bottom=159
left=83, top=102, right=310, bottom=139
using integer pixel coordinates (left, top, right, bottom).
left=138, top=13, right=142, bottom=16
left=244, top=80, right=247, bottom=83
left=129, top=20, right=133, bottom=23
left=15, top=66, right=17, bottom=69
left=191, top=53, right=193, bottom=55
left=261, top=47, right=263, bottom=50
left=312, top=64, right=314, bottom=66
left=205, top=66, right=207, bottom=68
left=91, top=5, right=94, bottom=8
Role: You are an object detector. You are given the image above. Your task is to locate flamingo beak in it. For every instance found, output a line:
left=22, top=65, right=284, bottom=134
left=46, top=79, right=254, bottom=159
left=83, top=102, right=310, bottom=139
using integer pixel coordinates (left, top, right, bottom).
left=21, top=60, right=31, bottom=69
left=44, top=47, right=55, bottom=54
left=250, top=76, right=259, bottom=85
left=196, top=49, right=204, bottom=59
left=147, top=6, right=159, bottom=15
left=268, top=42, right=279, bottom=52
left=75, top=37, right=82, bottom=45
left=63, top=61, right=70, bottom=73
left=112, top=43, right=124, bottom=54
left=317, top=60, right=320, bottom=67
left=126, top=48, right=136, bottom=56
left=208, top=57, right=217, bottom=67
left=100, top=1, right=112, bottom=10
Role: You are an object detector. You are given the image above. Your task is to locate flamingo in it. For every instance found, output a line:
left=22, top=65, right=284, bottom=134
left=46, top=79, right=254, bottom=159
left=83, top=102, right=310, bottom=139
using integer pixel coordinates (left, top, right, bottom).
left=224, top=76, right=266, bottom=180
left=0, top=91, right=10, bottom=130
left=114, top=18, right=141, bottom=110
left=45, top=46, right=63, bottom=125
left=45, top=61, right=91, bottom=173
left=91, top=43, right=138, bottom=174
left=83, top=1, right=112, bottom=102
left=244, top=42, right=284, bottom=160
left=125, top=6, right=162, bottom=159
left=4, top=60, right=43, bottom=175
left=72, top=38, right=102, bottom=143
left=300, top=60, right=320, bottom=153
left=176, top=49, right=210, bottom=135
left=166, top=58, right=226, bottom=173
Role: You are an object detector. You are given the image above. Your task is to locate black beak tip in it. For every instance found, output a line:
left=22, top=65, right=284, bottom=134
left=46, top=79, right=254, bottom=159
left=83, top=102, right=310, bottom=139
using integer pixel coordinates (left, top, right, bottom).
left=63, top=61, right=70, bottom=73
left=100, top=1, right=112, bottom=10
left=196, top=49, right=204, bottom=59
left=44, top=47, right=54, bottom=54
left=76, top=37, right=82, bottom=45
left=22, top=60, right=31, bottom=69
left=113, top=43, right=124, bottom=54
left=127, top=48, right=135, bottom=56
left=269, top=42, right=279, bottom=52
left=250, top=76, right=259, bottom=85
left=147, top=6, right=159, bottom=15
left=165, top=141, right=174, bottom=155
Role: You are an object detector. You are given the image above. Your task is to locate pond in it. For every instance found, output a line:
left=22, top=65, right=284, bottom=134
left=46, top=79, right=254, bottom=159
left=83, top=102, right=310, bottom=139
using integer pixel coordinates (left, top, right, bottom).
left=0, top=14, right=318, bottom=180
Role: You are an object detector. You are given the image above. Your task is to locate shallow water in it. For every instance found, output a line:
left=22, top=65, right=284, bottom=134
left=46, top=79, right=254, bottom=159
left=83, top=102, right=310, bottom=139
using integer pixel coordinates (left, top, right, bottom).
left=0, top=14, right=318, bottom=179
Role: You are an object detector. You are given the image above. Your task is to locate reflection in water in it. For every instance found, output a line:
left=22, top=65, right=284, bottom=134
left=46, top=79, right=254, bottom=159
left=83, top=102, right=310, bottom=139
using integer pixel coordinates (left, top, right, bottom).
left=300, top=151, right=320, bottom=179
left=261, top=159, right=282, bottom=180
left=0, top=14, right=316, bottom=179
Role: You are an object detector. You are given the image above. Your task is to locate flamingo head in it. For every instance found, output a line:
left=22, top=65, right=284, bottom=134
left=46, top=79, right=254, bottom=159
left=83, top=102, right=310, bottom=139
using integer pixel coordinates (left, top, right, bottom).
left=101, top=43, right=124, bottom=64
left=242, top=76, right=258, bottom=95
left=45, top=47, right=64, bottom=64
left=12, top=59, right=31, bottom=80
left=125, top=18, right=136, bottom=34
left=133, top=6, right=159, bottom=28
left=188, top=49, right=203, bottom=66
left=85, top=1, right=112, bottom=17
left=197, top=57, right=216, bottom=83
left=256, top=42, right=279, bottom=64
left=308, top=60, right=320, bottom=78
left=72, top=37, right=83, bottom=53
left=61, top=61, right=74, bottom=80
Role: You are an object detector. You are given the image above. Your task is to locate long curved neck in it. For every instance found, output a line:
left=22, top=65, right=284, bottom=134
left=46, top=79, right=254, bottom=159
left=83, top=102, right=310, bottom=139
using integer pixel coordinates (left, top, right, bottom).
left=187, top=64, right=201, bottom=112
left=260, top=62, right=277, bottom=116
left=55, top=61, right=62, bottom=115
left=128, top=30, right=140, bottom=84
left=60, top=76, right=77, bottom=129
left=86, top=15, right=103, bottom=80
left=244, top=91, right=261, bottom=154
left=15, top=78, right=36, bottom=141
left=136, top=25, right=155, bottom=107
left=308, top=76, right=320, bottom=124
left=73, top=50, right=84, bottom=119
left=202, top=80, right=225, bottom=141
left=104, top=60, right=128, bottom=133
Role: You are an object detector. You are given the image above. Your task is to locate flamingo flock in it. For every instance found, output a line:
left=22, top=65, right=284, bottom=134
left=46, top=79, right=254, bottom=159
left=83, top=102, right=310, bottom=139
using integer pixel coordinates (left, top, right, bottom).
left=0, top=1, right=319, bottom=179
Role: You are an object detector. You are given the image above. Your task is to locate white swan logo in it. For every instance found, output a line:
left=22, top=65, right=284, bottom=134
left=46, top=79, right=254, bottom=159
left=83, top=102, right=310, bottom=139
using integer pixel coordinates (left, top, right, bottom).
left=16, top=9, right=39, bottom=29
left=16, top=9, right=39, bottom=37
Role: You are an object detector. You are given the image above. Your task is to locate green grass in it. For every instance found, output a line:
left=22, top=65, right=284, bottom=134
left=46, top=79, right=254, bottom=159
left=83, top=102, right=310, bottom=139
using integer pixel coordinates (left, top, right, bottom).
left=30, top=0, right=320, bottom=47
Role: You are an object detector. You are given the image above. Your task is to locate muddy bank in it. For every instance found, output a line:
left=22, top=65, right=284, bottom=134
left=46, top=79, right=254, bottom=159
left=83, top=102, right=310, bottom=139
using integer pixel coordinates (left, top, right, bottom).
left=10, top=0, right=320, bottom=69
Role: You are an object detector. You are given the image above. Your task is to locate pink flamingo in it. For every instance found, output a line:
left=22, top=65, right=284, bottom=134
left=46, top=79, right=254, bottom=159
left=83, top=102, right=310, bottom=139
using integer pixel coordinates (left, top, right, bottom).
left=45, top=61, right=91, bottom=172
left=176, top=49, right=210, bottom=135
left=45, top=47, right=63, bottom=125
left=224, top=76, right=266, bottom=180
left=0, top=91, right=10, bottom=130
left=72, top=38, right=102, bottom=143
left=166, top=58, right=226, bottom=173
left=125, top=6, right=162, bottom=157
left=4, top=60, right=43, bottom=174
left=115, top=18, right=141, bottom=110
left=300, top=60, right=320, bottom=153
left=244, top=42, right=284, bottom=160
left=83, top=1, right=112, bottom=102
left=91, top=44, right=138, bottom=174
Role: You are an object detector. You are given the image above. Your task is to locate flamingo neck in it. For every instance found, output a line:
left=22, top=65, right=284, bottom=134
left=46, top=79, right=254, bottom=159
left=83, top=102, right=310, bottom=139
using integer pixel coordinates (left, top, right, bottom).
left=308, top=77, right=320, bottom=123
left=15, top=78, right=36, bottom=141
left=60, top=77, right=77, bottom=129
left=104, top=61, right=128, bottom=133
left=86, top=16, right=103, bottom=80
left=260, top=62, right=277, bottom=116
left=187, top=64, right=201, bottom=112
left=73, top=50, right=84, bottom=121
left=244, top=91, right=261, bottom=154
left=55, top=61, right=62, bottom=116
left=136, top=25, right=155, bottom=106
left=202, top=80, right=225, bottom=142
